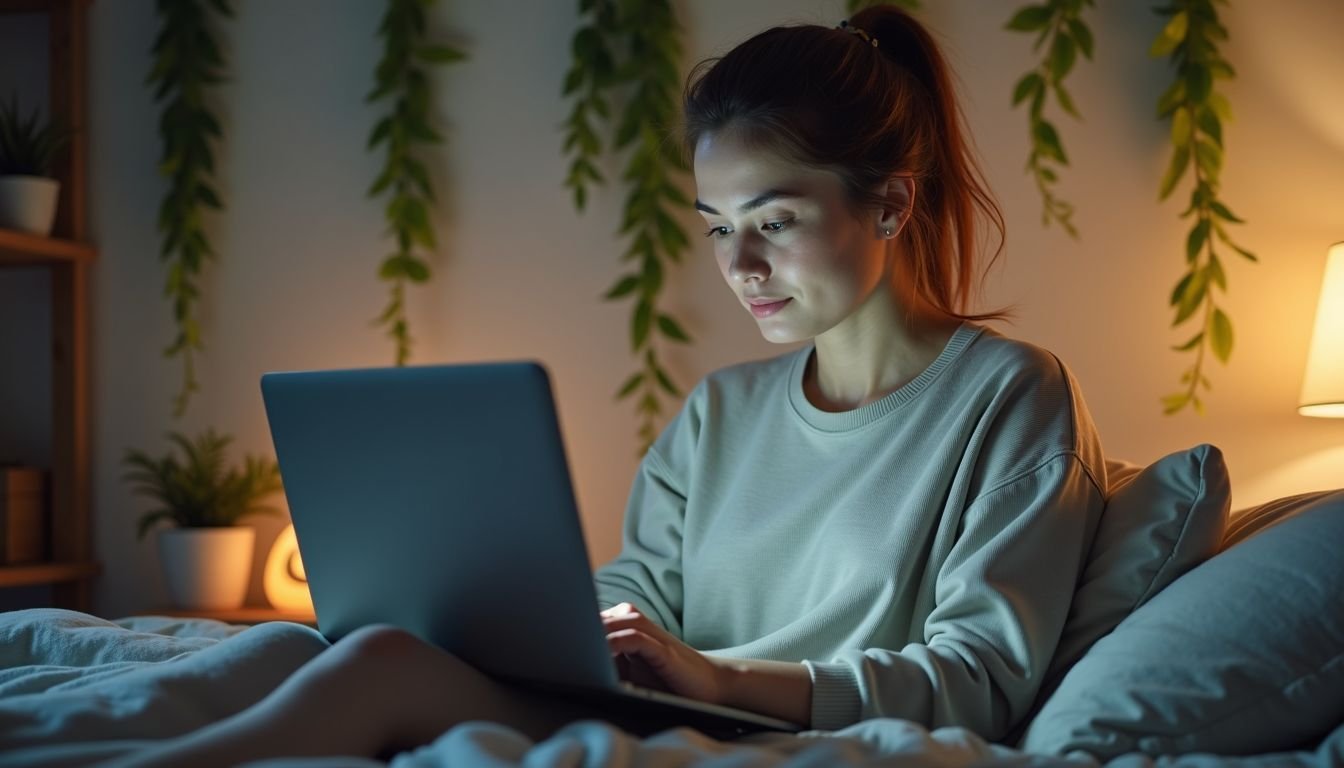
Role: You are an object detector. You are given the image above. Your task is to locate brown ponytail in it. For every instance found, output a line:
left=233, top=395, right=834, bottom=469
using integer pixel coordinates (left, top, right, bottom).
left=683, top=6, right=1011, bottom=323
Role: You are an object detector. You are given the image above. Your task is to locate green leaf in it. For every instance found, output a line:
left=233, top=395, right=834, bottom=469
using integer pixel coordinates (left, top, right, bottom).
left=1174, top=267, right=1208, bottom=324
left=1207, top=92, right=1233, bottom=121
left=1162, top=392, right=1191, bottom=414
left=1150, top=11, right=1188, bottom=58
left=1170, top=108, right=1192, bottom=147
left=1054, top=81, right=1081, bottom=120
left=656, top=313, right=691, bottom=343
left=1032, top=119, right=1068, bottom=164
left=1209, top=307, right=1233, bottom=362
left=631, top=300, right=652, bottom=351
left=368, top=117, right=393, bottom=150
left=1172, top=331, right=1204, bottom=351
left=1012, top=73, right=1046, bottom=107
left=416, top=45, right=465, bottom=64
left=1006, top=5, right=1054, bottom=32
left=1186, top=66, right=1213, bottom=103
left=1209, top=59, right=1235, bottom=79
left=1156, top=79, right=1187, bottom=118
left=1159, top=145, right=1190, bottom=200
left=368, top=167, right=396, bottom=197
left=562, top=66, right=584, bottom=96
left=403, top=257, right=431, bottom=283
left=641, top=252, right=664, bottom=296
left=615, top=372, right=643, bottom=399
left=653, top=366, right=680, bottom=397
left=1197, top=107, right=1223, bottom=147
left=1208, top=253, right=1227, bottom=289
left=604, top=274, right=641, bottom=300
left=1169, top=270, right=1194, bottom=307
left=1195, top=139, right=1222, bottom=177
left=1049, top=34, right=1077, bottom=81
left=638, top=392, right=660, bottom=416
left=1186, top=219, right=1210, bottom=262
left=1209, top=200, right=1242, bottom=223
left=1066, top=18, right=1094, bottom=59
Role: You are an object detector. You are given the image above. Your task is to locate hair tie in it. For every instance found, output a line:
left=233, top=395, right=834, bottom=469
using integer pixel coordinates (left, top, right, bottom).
left=838, top=19, right=879, bottom=48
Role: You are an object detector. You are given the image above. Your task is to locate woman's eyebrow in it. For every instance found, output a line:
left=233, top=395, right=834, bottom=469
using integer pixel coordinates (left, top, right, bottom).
left=694, top=188, right=804, bottom=215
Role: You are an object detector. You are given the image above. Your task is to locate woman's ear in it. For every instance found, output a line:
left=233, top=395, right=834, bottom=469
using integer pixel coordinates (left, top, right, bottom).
left=877, top=176, right=915, bottom=239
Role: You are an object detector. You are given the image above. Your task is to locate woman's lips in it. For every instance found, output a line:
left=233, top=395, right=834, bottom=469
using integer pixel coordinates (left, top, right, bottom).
left=747, top=298, right=791, bottom=318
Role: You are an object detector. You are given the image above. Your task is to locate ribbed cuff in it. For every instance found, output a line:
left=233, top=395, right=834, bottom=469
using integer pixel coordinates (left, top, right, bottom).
left=803, top=660, right=862, bottom=730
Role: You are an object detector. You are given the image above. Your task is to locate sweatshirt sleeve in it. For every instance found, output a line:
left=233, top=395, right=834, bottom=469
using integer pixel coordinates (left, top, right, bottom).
left=592, top=440, right=688, bottom=638
left=802, top=452, right=1103, bottom=738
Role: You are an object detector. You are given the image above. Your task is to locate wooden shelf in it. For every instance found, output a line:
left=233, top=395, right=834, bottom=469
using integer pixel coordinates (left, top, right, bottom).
left=0, top=561, right=99, bottom=588
left=0, top=0, right=97, bottom=612
left=0, top=227, right=96, bottom=265
left=150, top=606, right=318, bottom=626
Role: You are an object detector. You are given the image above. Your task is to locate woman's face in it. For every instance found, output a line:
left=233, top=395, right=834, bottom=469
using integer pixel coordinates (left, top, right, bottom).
left=692, top=130, right=892, bottom=344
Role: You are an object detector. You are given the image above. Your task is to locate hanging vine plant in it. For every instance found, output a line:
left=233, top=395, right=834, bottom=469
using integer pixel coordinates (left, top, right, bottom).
left=146, top=0, right=232, bottom=418
left=1006, top=0, right=1095, bottom=238
left=562, top=0, right=694, bottom=453
left=366, top=0, right=465, bottom=366
left=1151, top=0, right=1255, bottom=415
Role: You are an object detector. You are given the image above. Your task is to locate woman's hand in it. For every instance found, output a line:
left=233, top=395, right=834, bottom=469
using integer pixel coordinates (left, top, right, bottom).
left=600, top=602, right=725, bottom=705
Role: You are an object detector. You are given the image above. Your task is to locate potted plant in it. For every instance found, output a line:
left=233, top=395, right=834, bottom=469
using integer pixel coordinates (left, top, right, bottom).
left=123, top=429, right=283, bottom=610
left=0, top=94, right=70, bottom=236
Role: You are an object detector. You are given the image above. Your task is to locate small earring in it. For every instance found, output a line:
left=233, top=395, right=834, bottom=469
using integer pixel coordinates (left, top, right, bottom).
left=883, top=227, right=893, bottom=237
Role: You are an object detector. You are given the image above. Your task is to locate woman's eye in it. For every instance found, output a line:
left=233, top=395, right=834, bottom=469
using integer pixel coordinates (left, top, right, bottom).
left=762, top=219, right=792, bottom=233
left=703, top=225, right=731, bottom=239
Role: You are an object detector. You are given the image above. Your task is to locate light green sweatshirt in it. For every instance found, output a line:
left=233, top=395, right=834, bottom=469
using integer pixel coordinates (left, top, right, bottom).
left=593, top=322, right=1107, bottom=738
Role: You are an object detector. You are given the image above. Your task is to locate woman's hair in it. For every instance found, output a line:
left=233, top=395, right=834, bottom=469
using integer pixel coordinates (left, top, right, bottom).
left=683, top=6, right=1011, bottom=323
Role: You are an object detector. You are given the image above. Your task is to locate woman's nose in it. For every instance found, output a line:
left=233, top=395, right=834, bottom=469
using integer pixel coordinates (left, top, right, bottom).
left=726, top=233, right=770, bottom=283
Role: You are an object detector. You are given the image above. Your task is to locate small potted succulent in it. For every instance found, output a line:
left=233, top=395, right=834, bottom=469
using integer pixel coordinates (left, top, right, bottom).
left=0, top=94, right=70, bottom=235
left=123, top=429, right=283, bottom=610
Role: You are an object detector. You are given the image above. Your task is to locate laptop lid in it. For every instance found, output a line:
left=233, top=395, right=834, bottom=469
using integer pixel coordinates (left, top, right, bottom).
left=260, top=361, right=619, bottom=691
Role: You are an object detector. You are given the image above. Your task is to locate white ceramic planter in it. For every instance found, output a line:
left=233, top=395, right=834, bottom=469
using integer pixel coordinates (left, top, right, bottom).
left=0, top=175, right=60, bottom=235
left=157, top=527, right=255, bottom=610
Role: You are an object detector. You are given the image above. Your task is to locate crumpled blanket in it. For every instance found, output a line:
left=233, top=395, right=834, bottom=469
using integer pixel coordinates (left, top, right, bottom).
left=0, top=609, right=1339, bottom=768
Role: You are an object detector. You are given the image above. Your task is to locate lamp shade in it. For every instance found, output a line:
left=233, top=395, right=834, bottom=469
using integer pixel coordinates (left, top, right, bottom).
left=1299, top=242, right=1344, bottom=417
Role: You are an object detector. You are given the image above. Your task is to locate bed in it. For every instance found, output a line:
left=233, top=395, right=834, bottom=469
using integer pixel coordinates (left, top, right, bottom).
left=1, top=445, right=1341, bottom=767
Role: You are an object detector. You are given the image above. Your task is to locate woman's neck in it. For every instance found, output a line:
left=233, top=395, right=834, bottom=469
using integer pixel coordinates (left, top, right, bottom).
left=804, top=284, right=962, bottom=413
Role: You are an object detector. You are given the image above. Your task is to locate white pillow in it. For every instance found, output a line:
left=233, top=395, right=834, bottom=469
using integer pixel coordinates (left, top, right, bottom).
left=1020, top=489, right=1344, bottom=758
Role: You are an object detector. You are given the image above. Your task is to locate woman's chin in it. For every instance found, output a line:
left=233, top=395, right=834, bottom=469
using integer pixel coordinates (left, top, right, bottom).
left=757, top=324, right=810, bottom=345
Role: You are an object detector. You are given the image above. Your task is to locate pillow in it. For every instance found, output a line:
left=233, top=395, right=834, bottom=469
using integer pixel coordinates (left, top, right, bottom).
left=1040, top=444, right=1230, bottom=695
left=1020, top=489, right=1344, bottom=758
left=1221, top=488, right=1340, bottom=550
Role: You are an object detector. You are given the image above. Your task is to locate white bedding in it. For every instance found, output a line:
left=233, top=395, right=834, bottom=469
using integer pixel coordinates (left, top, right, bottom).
left=0, top=609, right=1339, bottom=768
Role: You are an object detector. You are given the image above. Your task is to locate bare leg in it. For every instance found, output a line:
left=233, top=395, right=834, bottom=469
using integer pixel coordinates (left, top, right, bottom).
left=109, top=625, right=580, bottom=767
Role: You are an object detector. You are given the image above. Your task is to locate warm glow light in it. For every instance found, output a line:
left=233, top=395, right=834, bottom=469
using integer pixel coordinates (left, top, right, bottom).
left=263, top=524, right=315, bottom=613
left=1299, top=242, right=1344, bottom=418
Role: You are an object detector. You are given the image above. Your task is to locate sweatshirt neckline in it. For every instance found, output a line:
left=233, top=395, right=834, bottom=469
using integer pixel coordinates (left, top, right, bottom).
left=787, top=322, right=982, bottom=432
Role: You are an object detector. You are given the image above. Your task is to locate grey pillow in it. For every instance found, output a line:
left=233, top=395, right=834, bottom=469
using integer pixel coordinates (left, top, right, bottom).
left=1020, top=489, right=1344, bottom=759
left=1040, top=444, right=1230, bottom=696
left=1222, top=488, right=1340, bottom=550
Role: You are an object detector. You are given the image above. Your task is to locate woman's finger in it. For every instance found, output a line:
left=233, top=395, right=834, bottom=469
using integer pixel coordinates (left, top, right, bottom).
left=604, top=627, right=660, bottom=657
left=602, top=611, right=671, bottom=642
left=605, top=629, right=675, bottom=690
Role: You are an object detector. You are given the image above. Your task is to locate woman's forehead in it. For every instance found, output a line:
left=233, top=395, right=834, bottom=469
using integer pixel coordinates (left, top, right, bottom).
left=693, top=132, right=841, bottom=209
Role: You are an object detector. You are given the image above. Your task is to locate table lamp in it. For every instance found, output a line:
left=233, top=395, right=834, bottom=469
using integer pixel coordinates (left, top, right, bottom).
left=263, top=523, right=314, bottom=613
left=1299, top=241, right=1344, bottom=417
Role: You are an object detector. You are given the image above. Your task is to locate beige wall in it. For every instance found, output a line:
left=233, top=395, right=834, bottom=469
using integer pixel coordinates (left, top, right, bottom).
left=35, top=0, right=1340, bottom=617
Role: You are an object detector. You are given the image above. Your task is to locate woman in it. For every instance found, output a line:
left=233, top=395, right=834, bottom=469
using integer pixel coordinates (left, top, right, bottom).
left=123, top=6, right=1105, bottom=765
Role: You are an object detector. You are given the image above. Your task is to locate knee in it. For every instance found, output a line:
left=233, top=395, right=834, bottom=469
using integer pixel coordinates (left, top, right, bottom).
left=334, top=624, right=425, bottom=661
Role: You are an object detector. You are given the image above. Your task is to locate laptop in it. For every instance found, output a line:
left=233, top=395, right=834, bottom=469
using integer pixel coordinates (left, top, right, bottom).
left=259, top=361, right=803, bottom=737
